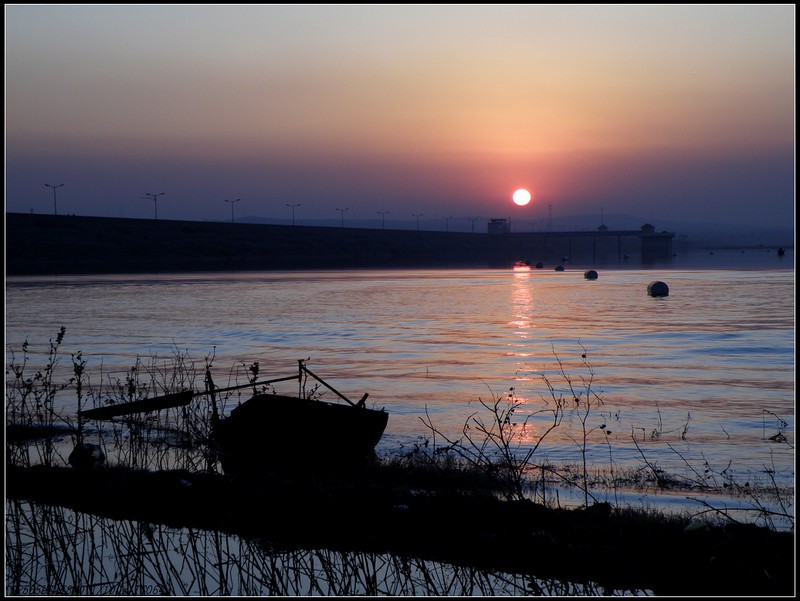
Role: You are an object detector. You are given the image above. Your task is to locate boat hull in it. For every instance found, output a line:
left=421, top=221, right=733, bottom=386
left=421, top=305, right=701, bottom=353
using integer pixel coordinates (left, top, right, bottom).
left=214, top=394, right=388, bottom=473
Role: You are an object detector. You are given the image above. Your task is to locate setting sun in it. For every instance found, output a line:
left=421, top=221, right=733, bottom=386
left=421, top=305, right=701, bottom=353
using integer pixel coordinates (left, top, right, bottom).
left=512, top=189, right=532, bottom=206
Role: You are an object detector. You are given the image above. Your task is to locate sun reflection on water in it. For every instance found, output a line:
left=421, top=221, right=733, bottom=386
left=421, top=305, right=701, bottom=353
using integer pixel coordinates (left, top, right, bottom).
left=5, top=267, right=794, bottom=496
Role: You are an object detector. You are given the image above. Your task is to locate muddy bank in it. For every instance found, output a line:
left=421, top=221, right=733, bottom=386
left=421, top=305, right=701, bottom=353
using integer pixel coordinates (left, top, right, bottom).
left=6, top=464, right=793, bottom=596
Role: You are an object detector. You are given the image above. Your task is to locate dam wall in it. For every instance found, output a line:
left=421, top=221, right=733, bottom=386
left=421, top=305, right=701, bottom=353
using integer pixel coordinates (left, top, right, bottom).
left=5, top=213, right=672, bottom=275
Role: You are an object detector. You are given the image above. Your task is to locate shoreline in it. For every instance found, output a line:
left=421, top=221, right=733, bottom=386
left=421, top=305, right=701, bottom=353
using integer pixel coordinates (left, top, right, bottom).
left=7, top=463, right=794, bottom=596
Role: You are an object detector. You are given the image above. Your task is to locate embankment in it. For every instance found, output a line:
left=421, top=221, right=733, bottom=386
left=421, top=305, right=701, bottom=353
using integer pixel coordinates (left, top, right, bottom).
left=6, top=213, right=656, bottom=275
left=7, top=463, right=794, bottom=596
left=6, top=213, right=518, bottom=275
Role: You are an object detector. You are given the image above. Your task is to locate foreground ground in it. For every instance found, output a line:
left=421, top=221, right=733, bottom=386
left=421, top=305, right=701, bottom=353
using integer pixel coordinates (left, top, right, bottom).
left=6, top=462, right=794, bottom=596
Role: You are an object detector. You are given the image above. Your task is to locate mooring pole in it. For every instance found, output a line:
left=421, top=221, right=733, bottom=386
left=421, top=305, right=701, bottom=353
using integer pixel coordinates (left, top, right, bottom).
left=300, top=362, right=358, bottom=407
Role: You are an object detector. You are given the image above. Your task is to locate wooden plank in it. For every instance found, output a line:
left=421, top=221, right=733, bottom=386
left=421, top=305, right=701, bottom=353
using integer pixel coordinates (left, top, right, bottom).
left=79, top=391, right=195, bottom=421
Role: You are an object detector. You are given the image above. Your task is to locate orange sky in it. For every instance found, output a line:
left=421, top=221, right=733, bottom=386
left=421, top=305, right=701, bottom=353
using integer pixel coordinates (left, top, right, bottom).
left=5, top=5, right=795, bottom=228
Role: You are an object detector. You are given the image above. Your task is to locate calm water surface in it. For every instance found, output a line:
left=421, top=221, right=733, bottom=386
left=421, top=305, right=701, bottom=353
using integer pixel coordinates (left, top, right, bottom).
left=5, top=265, right=795, bottom=492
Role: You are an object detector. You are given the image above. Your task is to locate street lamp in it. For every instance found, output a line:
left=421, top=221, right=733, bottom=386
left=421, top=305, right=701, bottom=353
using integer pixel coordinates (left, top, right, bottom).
left=143, top=192, right=165, bottom=220
left=224, top=198, right=241, bottom=224
left=468, top=217, right=478, bottom=233
left=286, top=203, right=300, bottom=226
left=377, top=210, right=390, bottom=230
left=412, top=214, right=423, bottom=230
left=45, top=183, right=64, bottom=216
left=444, top=215, right=453, bottom=232
left=335, top=207, right=349, bottom=228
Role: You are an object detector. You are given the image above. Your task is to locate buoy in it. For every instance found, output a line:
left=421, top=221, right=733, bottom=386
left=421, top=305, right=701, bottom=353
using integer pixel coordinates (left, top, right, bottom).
left=584, top=269, right=598, bottom=280
left=535, top=261, right=544, bottom=269
left=555, top=265, right=565, bottom=272
left=647, top=281, right=669, bottom=297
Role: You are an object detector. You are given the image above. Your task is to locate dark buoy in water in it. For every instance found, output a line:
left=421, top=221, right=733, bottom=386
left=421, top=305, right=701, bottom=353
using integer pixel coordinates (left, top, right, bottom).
left=777, top=247, right=785, bottom=257
left=647, top=281, right=669, bottom=297
left=535, top=261, right=544, bottom=269
left=584, top=269, right=598, bottom=280
left=555, top=265, right=565, bottom=272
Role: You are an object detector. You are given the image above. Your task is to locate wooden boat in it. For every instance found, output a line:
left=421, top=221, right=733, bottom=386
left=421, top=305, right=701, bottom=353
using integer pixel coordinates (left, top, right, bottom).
left=213, top=393, right=388, bottom=473
left=78, top=360, right=389, bottom=474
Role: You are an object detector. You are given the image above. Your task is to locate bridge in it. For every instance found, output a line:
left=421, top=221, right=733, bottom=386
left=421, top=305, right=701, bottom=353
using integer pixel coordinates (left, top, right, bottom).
left=6, top=213, right=676, bottom=275
left=488, top=220, right=676, bottom=265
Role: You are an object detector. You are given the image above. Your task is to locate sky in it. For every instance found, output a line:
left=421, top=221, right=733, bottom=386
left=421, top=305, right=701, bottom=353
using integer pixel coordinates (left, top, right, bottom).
left=5, top=4, right=795, bottom=230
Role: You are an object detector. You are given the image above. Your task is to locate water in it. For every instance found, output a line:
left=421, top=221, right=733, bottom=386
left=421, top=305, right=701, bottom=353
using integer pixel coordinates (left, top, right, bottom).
left=5, top=263, right=795, bottom=500
left=5, top=500, right=636, bottom=596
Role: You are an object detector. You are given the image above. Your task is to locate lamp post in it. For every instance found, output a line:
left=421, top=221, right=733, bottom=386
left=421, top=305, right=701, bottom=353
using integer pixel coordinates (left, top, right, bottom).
left=377, top=210, right=389, bottom=230
left=335, top=207, right=349, bottom=228
left=468, top=217, right=478, bottom=233
left=224, top=198, right=241, bottom=224
left=286, top=203, right=300, bottom=226
left=444, top=215, right=453, bottom=232
left=45, top=184, right=64, bottom=216
left=412, top=213, right=423, bottom=231
left=143, top=192, right=165, bottom=220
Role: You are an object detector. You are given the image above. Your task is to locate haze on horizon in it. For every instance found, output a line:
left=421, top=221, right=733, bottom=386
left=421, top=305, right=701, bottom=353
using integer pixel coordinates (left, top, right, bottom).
left=5, top=5, right=795, bottom=230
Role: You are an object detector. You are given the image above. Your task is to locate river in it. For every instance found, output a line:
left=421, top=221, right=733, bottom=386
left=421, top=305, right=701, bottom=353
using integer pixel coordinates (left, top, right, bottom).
left=6, top=255, right=794, bottom=501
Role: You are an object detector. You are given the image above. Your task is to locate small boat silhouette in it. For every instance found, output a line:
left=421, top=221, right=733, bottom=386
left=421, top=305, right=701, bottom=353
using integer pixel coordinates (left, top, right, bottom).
left=77, top=359, right=389, bottom=474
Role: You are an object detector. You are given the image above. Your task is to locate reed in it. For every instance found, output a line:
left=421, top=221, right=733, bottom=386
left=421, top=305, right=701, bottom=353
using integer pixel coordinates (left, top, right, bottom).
left=6, top=332, right=793, bottom=527
left=5, top=334, right=794, bottom=596
left=414, top=346, right=614, bottom=507
left=6, top=327, right=71, bottom=468
left=546, top=343, right=606, bottom=507
left=8, top=499, right=617, bottom=595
